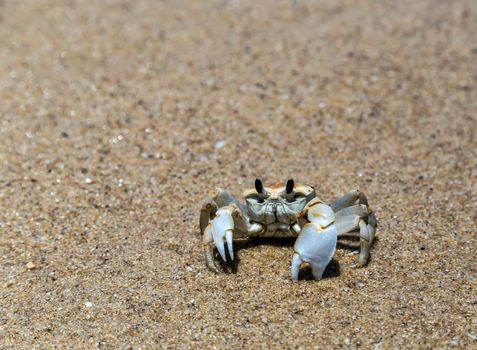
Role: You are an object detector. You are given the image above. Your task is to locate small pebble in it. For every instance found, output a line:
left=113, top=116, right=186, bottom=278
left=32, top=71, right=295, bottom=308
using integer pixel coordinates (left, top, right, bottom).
left=214, top=140, right=226, bottom=149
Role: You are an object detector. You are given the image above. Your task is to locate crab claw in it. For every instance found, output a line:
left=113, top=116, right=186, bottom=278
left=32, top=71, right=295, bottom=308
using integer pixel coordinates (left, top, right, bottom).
left=291, top=203, right=337, bottom=282
left=203, top=206, right=235, bottom=272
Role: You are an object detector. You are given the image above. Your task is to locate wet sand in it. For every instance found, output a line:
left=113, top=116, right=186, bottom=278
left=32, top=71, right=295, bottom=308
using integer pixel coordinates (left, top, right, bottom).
left=0, top=0, right=476, bottom=348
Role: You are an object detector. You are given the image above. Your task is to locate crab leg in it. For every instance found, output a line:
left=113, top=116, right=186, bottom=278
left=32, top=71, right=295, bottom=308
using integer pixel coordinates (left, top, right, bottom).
left=361, top=211, right=377, bottom=266
left=335, top=215, right=360, bottom=236
left=335, top=210, right=377, bottom=266
left=329, top=190, right=377, bottom=267
left=200, top=198, right=218, bottom=234
left=203, top=225, right=220, bottom=273
left=335, top=204, right=368, bottom=219
left=329, top=189, right=368, bottom=212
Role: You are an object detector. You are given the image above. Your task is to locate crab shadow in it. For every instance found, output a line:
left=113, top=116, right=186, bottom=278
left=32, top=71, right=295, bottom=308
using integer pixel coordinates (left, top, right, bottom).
left=219, top=237, right=341, bottom=280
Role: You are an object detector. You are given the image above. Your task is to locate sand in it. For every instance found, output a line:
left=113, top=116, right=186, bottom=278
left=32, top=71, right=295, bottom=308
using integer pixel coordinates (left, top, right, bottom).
left=0, top=0, right=476, bottom=348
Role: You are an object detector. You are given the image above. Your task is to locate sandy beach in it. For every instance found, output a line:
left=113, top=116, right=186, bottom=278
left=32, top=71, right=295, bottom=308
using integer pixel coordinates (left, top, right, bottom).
left=0, top=0, right=476, bottom=348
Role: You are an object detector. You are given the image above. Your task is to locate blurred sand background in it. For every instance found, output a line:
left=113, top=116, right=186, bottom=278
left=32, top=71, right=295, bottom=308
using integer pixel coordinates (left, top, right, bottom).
left=0, top=0, right=476, bottom=348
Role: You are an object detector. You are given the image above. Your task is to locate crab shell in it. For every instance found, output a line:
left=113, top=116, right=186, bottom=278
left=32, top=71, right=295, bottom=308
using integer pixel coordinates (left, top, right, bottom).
left=242, top=182, right=316, bottom=226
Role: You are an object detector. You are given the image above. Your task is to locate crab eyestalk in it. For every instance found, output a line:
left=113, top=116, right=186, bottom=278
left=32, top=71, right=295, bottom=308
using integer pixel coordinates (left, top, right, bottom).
left=255, top=178, right=264, bottom=193
left=286, top=178, right=294, bottom=194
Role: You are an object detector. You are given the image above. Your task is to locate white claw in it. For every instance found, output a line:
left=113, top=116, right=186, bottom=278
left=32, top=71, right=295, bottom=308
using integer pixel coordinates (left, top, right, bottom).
left=292, top=203, right=337, bottom=282
left=291, top=253, right=302, bottom=282
left=226, top=230, right=234, bottom=261
left=214, top=234, right=227, bottom=261
left=293, top=223, right=337, bottom=281
left=211, top=207, right=235, bottom=262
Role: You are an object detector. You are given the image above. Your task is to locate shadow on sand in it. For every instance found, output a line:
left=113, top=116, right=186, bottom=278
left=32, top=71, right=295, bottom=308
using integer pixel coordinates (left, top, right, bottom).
left=216, top=236, right=380, bottom=280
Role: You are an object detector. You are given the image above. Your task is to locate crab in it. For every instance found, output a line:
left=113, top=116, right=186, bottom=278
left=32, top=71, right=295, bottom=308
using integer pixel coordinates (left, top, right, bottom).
left=200, top=179, right=377, bottom=282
